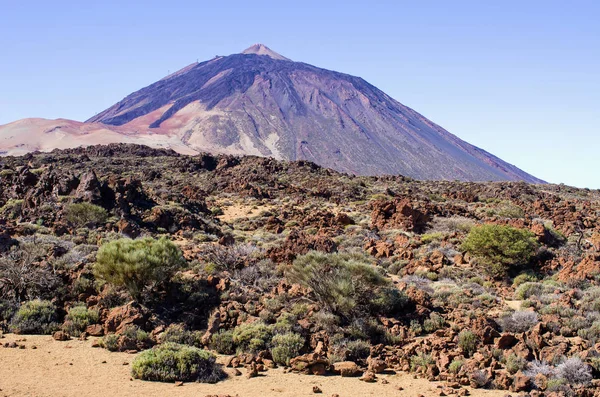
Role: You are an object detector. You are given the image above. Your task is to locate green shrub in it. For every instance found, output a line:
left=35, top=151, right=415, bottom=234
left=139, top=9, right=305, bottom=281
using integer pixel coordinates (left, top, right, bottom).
left=513, top=273, right=538, bottom=287
left=504, top=353, right=527, bottom=374
left=161, top=324, right=202, bottom=347
left=210, top=329, right=235, bottom=354
left=515, top=282, right=547, bottom=300
left=64, top=202, right=108, bottom=227
left=272, top=312, right=297, bottom=334
left=10, top=300, right=58, bottom=334
left=271, top=332, right=304, bottom=365
left=461, top=224, right=538, bottom=277
left=231, top=322, right=273, bottom=354
left=458, top=330, right=477, bottom=357
left=122, top=325, right=151, bottom=345
left=420, top=232, right=445, bottom=244
left=63, top=304, right=99, bottom=336
left=287, top=251, right=387, bottom=319
left=371, top=287, right=410, bottom=315
left=410, top=352, right=435, bottom=372
left=131, top=343, right=226, bottom=383
left=449, top=359, right=464, bottom=374
left=346, top=339, right=371, bottom=361
left=423, top=312, right=445, bottom=333
left=410, top=319, right=423, bottom=336
left=94, top=237, right=186, bottom=299
left=101, top=334, right=120, bottom=351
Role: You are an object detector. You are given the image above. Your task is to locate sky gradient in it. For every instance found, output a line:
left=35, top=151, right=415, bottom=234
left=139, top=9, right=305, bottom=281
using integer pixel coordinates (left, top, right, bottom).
left=1, top=1, right=598, bottom=188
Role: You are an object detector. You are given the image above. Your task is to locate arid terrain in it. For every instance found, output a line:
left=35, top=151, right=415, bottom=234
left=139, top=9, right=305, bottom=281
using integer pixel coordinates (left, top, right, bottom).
left=0, top=334, right=508, bottom=397
left=1, top=144, right=600, bottom=396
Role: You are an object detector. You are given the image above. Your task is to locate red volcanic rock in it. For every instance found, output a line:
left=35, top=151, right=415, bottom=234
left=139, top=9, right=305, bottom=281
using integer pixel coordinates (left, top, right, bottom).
left=371, top=198, right=432, bottom=233
left=267, top=230, right=337, bottom=263
left=103, top=302, right=148, bottom=335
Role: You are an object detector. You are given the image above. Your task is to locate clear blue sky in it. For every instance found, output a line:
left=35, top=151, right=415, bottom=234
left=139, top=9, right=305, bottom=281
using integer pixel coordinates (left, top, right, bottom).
left=1, top=1, right=598, bottom=188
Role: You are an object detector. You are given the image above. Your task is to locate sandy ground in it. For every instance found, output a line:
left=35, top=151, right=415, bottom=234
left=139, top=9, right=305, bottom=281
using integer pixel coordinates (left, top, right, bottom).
left=0, top=334, right=507, bottom=397
left=218, top=204, right=273, bottom=222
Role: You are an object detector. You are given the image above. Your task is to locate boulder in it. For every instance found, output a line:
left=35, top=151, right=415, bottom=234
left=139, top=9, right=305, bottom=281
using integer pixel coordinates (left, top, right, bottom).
left=103, top=302, right=147, bottom=335
left=332, top=361, right=361, bottom=377
left=289, top=353, right=329, bottom=375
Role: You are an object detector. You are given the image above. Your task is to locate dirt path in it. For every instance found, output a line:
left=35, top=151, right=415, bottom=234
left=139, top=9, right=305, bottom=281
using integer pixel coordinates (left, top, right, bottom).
left=0, top=334, right=506, bottom=397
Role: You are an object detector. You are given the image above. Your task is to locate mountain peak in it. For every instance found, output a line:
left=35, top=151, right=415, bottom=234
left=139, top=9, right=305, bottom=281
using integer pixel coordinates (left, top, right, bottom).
left=241, top=44, right=290, bottom=61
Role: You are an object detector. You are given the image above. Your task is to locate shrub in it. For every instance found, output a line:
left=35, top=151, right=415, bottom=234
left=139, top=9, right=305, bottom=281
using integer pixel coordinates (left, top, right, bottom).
left=272, top=312, right=298, bottom=334
left=0, top=244, right=61, bottom=302
left=122, top=325, right=151, bottom=345
left=346, top=339, right=371, bottom=361
left=210, top=329, right=235, bottom=354
left=10, top=300, right=58, bottom=334
left=423, top=312, right=445, bottom=333
left=101, top=334, right=120, bottom=351
left=271, top=332, right=304, bottom=365
left=501, top=311, right=539, bottom=333
left=461, top=224, right=538, bottom=277
left=161, top=324, right=202, bottom=347
left=449, top=359, right=464, bottom=374
left=201, top=243, right=258, bottom=272
left=231, top=322, right=273, bottom=354
left=410, top=352, right=434, bottom=372
left=371, top=287, right=410, bottom=315
left=525, top=360, right=554, bottom=385
left=513, top=273, right=538, bottom=287
left=287, top=251, right=387, bottom=319
left=94, top=237, right=186, bottom=299
left=504, top=353, right=527, bottom=374
left=131, top=343, right=226, bottom=383
left=458, top=330, right=477, bottom=357
left=63, top=304, right=99, bottom=336
left=515, top=282, right=547, bottom=300
left=555, top=357, right=592, bottom=386
left=410, top=319, right=423, bottom=336
left=64, top=203, right=108, bottom=228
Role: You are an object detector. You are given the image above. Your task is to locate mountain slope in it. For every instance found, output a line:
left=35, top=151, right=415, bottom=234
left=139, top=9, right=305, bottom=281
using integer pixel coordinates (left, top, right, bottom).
left=2, top=44, right=542, bottom=183
left=86, top=44, right=541, bottom=182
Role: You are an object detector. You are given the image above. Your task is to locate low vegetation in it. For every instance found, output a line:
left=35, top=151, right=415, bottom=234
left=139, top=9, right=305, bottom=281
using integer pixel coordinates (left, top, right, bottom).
left=1, top=145, right=599, bottom=394
left=94, top=237, right=185, bottom=299
left=131, top=343, right=226, bottom=382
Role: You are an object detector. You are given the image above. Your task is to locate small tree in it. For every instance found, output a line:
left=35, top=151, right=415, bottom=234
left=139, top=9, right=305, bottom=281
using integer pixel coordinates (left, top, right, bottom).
left=461, top=224, right=538, bottom=277
left=94, top=237, right=185, bottom=299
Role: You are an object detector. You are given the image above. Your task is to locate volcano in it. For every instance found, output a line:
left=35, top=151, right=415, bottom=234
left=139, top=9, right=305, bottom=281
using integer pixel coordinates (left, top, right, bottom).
left=1, top=44, right=543, bottom=183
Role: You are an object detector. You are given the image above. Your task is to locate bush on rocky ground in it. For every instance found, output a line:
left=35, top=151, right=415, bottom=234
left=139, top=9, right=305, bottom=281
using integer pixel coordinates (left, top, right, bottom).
left=10, top=299, right=58, bottom=334
left=62, top=304, right=99, bottom=336
left=287, top=251, right=389, bottom=320
left=501, top=311, right=539, bottom=333
left=461, top=224, right=538, bottom=277
left=271, top=332, right=305, bottom=365
left=131, top=343, right=226, bottom=383
left=63, top=202, right=108, bottom=228
left=160, top=324, right=203, bottom=347
left=94, top=237, right=185, bottom=299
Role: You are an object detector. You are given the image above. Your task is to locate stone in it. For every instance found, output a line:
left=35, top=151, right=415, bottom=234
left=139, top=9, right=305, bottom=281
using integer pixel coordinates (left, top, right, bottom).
left=332, top=361, right=361, bottom=377
left=359, top=370, right=377, bottom=383
left=496, top=334, right=518, bottom=349
left=52, top=331, right=70, bottom=341
left=367, top=357, right=387, bottom=373
left=511, top=371, right=531, bottom=392
left=85, top=324, right=104, bottom=337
